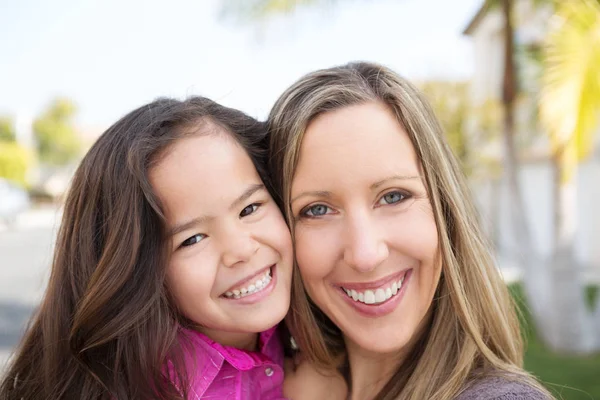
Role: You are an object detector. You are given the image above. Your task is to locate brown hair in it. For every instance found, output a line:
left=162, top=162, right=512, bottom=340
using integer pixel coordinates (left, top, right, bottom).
left=267, top=62, right=551, bottom=400
left=0, top=97, right=270, bottom=400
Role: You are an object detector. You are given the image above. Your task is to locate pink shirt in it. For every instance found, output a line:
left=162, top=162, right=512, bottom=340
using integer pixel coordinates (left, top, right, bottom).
left=175, top=326, right=286, bottom=399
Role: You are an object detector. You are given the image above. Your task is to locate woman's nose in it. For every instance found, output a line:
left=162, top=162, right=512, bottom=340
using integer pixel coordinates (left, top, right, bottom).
left=342, top=211, right=388, bottom=272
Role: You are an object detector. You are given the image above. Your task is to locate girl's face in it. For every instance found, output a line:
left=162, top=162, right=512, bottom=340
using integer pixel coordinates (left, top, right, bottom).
left=150, top=131, right=293, bottom=349
left=290, top=102, right=442, bottom=356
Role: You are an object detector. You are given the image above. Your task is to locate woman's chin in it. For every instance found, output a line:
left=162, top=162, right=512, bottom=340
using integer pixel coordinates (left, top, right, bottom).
left=343, top=329, right=412, bottom=357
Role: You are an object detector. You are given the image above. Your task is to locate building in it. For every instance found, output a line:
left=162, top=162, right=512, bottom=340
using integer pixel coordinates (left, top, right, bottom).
left=463, top=0, right=600, bottom=282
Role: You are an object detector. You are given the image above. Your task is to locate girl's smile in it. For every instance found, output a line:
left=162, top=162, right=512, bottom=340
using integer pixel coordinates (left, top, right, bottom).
left=221, top=265, right=278, bottom=305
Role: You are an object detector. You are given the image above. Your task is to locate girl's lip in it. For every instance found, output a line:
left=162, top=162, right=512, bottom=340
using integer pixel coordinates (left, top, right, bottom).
left=222, top=265, right=273, bottom=294
left=221, top=265, right=277, bottom=305
left=335, top=269, right=410, bottom=291
left=337, top=269, right=413, bottom=318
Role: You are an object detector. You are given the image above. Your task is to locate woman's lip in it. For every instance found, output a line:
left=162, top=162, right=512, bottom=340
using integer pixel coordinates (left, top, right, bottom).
left=335, top=269, right=411, bottom=291
left=338, top=269, right=412, bottom=317
left=222, top=265, right=273, bottom=294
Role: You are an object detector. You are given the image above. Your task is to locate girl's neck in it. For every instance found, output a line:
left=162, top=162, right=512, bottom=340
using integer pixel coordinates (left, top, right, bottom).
left=345, top=338, right=406, bottom=400
left=196, top=326, right=259, bottom=351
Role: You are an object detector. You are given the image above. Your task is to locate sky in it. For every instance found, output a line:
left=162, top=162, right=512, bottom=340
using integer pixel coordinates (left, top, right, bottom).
left=0, top=0, right=483, bottom=134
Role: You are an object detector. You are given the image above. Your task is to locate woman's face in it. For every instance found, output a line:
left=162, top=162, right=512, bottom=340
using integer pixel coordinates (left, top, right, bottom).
left=290, top=101, right=442, bottom=355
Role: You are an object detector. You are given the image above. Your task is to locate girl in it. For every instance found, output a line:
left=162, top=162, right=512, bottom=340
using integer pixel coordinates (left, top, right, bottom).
left=0, top=96, right=294, bottom=399
left=267, top=62, right=553, bottom=400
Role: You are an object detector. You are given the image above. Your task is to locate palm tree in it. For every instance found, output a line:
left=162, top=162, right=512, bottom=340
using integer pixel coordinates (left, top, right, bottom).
left=538, top=0, right=600, bottom=353
left=492, top=0, right=559, bottom=353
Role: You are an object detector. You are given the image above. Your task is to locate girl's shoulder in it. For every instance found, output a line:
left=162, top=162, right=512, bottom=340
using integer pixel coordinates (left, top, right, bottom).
left=455, top=374, right=551, bottom=400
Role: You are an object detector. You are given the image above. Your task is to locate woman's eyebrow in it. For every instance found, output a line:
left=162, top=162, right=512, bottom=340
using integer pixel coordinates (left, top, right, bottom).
left=290, top=175, right=421, bottom=206
left=370, top=175, right=421, bottom=190
left=291, top=190, right=332, bottom=206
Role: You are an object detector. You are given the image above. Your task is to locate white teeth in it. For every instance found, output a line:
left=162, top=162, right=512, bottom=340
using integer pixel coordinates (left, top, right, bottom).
left=385, top=287, right=392, bottom=300
left=375, top=288, right=386, bottom=303
left=223, top=269, right=272, bottom=299
left=342, top=274, right=407, bottom=305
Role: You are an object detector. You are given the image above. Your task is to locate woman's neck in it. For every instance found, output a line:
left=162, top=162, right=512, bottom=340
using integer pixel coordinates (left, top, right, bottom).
left=345, top=338, right=406, bottom=400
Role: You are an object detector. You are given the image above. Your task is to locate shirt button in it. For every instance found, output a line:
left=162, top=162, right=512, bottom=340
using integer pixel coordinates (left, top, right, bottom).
left=265, top=367, right=274, bottom=377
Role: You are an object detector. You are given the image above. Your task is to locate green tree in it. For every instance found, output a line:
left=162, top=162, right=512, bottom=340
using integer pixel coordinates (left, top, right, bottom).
left=220, top=0, right=325, bottom=21
left=0, top=141, right=32, bottom=186
left=0, top=116, right=16, bottom=142
left=33, top=98, right=81, bottom=166
left=420, top=81, right=470, bottom=165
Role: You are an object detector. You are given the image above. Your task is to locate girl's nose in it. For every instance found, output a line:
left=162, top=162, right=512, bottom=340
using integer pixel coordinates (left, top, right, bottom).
left=221, top=231, right=259, bottom=268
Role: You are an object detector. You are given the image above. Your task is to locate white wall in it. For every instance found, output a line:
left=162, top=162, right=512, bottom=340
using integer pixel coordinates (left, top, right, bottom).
left=472, top=155, right=600, bottom=282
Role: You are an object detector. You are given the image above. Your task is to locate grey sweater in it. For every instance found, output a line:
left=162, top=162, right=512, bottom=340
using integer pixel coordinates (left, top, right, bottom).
left=455, top=376, right=550, bottom=400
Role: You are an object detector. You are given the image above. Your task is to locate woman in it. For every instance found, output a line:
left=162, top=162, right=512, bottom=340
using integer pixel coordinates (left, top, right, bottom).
left=267, top=62, right=552, bottom=400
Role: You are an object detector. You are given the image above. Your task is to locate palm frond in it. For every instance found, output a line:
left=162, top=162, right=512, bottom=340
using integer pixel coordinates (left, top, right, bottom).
left=539, top=0, right=600, bottom=174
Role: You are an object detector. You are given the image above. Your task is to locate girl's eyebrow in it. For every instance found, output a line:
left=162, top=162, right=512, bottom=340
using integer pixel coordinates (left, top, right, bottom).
left=168, top=183, right=265, bottom=237
left=228, top=183, right=264, bottom=212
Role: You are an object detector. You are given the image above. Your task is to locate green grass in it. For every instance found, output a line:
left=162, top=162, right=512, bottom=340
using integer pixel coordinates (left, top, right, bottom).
left=509, top=284, right=600, bottom=400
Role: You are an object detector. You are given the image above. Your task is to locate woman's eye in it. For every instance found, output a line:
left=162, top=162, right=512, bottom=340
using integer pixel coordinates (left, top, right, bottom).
left=240, top=203, right=260, bottom=217
left=301, top=204, right=331, bottom=218
left=379, top=191, right=407, bottom=205
left=181, top=234, right=205, bottom=247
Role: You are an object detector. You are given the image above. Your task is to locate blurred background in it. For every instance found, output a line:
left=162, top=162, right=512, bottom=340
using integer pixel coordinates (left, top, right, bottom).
left=0, top=0, right=598, bottom=398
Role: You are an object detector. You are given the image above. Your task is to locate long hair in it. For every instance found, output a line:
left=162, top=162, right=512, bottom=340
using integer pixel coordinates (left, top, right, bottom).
left=267, top=61, right=551, bottom=400
left=0, top=96, right=270, bottom=400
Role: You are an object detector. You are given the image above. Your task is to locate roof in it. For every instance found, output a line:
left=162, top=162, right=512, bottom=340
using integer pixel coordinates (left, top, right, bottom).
left=462, top=0, right=490, bottom=36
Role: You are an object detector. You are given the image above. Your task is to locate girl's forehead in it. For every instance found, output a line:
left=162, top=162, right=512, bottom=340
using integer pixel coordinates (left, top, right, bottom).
left=150, top=135, right=261, bottom=211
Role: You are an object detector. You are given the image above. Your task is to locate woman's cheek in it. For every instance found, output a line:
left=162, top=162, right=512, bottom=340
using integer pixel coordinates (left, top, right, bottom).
left=294, top=224, right=334, bottom=280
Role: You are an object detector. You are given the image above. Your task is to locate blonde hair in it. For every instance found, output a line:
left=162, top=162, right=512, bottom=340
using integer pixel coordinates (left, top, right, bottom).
left=267, top=62, right=551, bottom=400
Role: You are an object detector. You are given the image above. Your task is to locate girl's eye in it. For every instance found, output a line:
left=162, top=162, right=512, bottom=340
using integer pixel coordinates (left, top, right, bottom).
left=378, top=191, right=408, bottom=205
left=181, top=234, right=206, bottom=247
left=240, top=203, right=260, bottom=218
left=301, top=204, right=331, bottom=218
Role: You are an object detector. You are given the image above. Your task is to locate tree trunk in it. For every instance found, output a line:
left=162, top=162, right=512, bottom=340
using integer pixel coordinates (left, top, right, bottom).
left=500, top=0, right=554, bottom=343
left=549, top=146, right=597, bottom=353
left=595, top=288, right=600, bottom=344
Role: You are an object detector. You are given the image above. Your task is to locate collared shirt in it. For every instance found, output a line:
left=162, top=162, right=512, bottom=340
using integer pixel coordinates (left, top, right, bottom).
left=174, top=326, right=286, bottom=400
